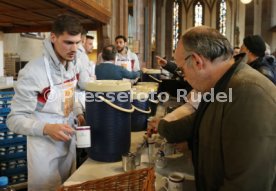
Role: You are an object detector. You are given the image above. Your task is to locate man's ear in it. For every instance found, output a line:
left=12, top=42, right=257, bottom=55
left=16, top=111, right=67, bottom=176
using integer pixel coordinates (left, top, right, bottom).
left=50, top=32, right=56, bottom=43
left=192, top=53, right=204, bottom=70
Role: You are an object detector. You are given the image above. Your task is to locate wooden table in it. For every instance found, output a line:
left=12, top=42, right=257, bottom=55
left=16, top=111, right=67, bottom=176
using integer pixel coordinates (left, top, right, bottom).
left=64, top=131, right=196, bottom=190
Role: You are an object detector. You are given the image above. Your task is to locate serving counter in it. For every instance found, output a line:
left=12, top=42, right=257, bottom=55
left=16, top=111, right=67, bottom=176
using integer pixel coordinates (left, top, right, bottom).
left=64, top=131, right=196, bottom=190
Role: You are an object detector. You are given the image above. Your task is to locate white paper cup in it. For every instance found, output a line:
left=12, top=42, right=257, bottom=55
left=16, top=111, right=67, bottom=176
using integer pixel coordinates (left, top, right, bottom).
left=76, top=126, right=91, bottom=148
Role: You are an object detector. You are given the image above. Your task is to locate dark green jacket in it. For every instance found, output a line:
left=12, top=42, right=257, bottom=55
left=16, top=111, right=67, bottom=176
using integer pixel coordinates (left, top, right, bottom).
left=159, top=55, right=276, bottom=191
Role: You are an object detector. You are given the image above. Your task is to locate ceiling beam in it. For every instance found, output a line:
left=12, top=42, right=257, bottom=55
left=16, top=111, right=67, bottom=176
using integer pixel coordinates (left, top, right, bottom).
left=56, top=0, right=111, bottom=24
left=2, top=23, right=102, bottom=33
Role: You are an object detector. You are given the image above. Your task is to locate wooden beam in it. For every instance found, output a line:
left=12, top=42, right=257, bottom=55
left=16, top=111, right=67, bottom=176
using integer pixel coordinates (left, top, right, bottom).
left=2, top=23, right=102, bottom=33
left=56, top=0, right=111, bottom=24
left=2, top=25, right=52, bottom=33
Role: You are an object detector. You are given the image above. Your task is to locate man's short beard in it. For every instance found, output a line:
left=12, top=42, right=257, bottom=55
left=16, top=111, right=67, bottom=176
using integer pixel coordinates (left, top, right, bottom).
left=117, top=47, right=124, bottom=53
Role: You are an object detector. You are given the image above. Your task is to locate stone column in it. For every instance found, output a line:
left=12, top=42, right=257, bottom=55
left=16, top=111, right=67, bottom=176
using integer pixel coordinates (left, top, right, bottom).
left=260, top=0, right=272, bottom=45
left=115, top=0, right=128, bottom=37
left=0, top=31, right=4, bottom=76
left=254, top=0, right=262, bottom=35
left=133, top=0, right=145, bottom=68
left=154, top=0, right=163, bottom=68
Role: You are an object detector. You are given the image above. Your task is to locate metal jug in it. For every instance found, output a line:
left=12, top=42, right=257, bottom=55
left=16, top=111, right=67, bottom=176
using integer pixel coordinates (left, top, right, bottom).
left=122, top=152, right=136, bottom=172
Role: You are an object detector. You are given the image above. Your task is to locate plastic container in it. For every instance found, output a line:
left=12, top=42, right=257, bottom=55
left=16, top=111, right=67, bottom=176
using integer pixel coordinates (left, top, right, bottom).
left=135, top=82, right=159, bottom=116
left=0, top=176, right=16, bottom=191
left=131, top=89, right=151, bottom=131
left=85, top=80, right=133, bottom=162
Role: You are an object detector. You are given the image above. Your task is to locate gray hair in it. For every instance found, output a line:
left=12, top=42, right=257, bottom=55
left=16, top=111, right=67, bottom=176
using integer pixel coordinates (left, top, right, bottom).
left=182, top=26, right=233, bottom=62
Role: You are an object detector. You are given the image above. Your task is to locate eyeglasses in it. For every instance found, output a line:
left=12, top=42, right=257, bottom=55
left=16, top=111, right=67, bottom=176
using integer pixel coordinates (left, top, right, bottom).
left=185, top=54, right=192, bottom=61
left=176, top=68, right=184, bottom=78
left=175, top=54, right=193, bottom=78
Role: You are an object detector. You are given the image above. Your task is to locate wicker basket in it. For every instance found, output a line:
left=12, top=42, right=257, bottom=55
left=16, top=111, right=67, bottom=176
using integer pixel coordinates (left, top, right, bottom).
left=59, top=167, right=155, bottom=191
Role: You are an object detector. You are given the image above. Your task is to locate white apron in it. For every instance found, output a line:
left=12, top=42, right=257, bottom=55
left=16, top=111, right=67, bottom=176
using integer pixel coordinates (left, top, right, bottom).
left=115, top=55, right=132, bottom=71
left=27, top=57, right=77, bottom=191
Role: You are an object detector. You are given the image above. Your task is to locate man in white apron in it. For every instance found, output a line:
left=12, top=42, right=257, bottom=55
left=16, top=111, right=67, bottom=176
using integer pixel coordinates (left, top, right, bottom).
left=76, top=33, right=96, bottom=110
left=7, top=15, right=85, bottom=191
left=84, top=35, right=96, bottom=80
left=115, top=35, right=140, bottom=72
left=97, top=35, right=140, bottom=72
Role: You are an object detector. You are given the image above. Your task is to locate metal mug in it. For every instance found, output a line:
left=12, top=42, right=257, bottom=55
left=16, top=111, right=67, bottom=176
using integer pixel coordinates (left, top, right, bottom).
left=162, top=142, right=176, bottom=156
left=122, top=152, right=138, bottom=172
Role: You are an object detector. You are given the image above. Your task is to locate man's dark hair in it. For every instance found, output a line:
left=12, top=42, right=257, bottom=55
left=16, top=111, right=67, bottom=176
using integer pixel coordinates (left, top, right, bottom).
left=86, top=35, right=94, bottom=40
left=82, top=28, right=88, bottom=36
left=115, top=35, right=127, bottom=42
left=52, top=14, right=83, bottom=36
left=102, top=45, right=117, bottom=61
left=243, top=35, right=266, bottom=57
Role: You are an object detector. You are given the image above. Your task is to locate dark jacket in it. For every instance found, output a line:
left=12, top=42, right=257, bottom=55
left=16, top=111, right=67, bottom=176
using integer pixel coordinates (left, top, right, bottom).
left=249, top=55, right=276, bottom=84
left=95, top=62, right=141, bottom=80
left=159, top=54, right=276, bottom=191
left=162, top=61, right=183, bottom=80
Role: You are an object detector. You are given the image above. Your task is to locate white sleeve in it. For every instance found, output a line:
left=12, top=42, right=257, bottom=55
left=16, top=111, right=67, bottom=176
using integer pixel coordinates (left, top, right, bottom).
left=7, top=68, right=46, bottom=137
left=77, top=52, right=90, bottom=90
left=163, top=103, right=195, bottom=122
left=162, top=89, right=200, bottom=122
left=73, top=100, right=83, bottom=117
left=131, top=53, right=140, bottom=71
left=187, top=89, right=201, bottom=109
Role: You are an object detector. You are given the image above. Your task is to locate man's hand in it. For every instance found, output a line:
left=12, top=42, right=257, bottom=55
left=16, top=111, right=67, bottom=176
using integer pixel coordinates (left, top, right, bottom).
left=156, top=56, right=167, bottom=67
left=147, top=117, right=160, bottom=137
left=43, top=124, right=75, bottom=142
left=77, top=114, right=86, bottom=126
left=173, top=142, right=189, bottom=153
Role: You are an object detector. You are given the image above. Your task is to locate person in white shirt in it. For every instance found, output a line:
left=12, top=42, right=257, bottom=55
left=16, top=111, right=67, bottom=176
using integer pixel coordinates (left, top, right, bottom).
left=84, top=35, right=94, bottom=55
left=97, top=35, right=140, bottom=72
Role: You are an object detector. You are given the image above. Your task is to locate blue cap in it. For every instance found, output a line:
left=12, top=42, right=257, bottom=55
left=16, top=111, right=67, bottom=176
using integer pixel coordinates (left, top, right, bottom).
left=0, top=176, right=8, bottom=186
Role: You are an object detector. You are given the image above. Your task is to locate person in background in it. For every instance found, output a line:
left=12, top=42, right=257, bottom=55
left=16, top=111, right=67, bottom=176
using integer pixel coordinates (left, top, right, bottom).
left=96, top=45, right=141, bottom=80
left=158, top=26, right=276, bottom=191
left=240, top=35, right=276, bottom=84
left=233, top=46, right=240, bottom=56
left=7, top=15, right=85, bottom=191
left=83, top=35, right=96, bottom=80
left=97, top=35, right=140, bottom=72
left=115, top=35, right=140, bottom=71
left=77, top=31, right=96, bottom=89
left=83, top=35, right=96, bottom=76
left=156, top=56, right=183, bottom=79
left=84, top=35, right=94, bottom=55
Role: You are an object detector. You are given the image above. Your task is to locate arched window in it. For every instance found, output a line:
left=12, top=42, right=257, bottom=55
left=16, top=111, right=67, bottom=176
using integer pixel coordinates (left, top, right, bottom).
left=165, top=0, right=182, bottom=59
left=217, top=0, right=227, bottom=36
left=172, top=0, right=181, bottom=52
left=194, top=1, right=204, bottom=26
